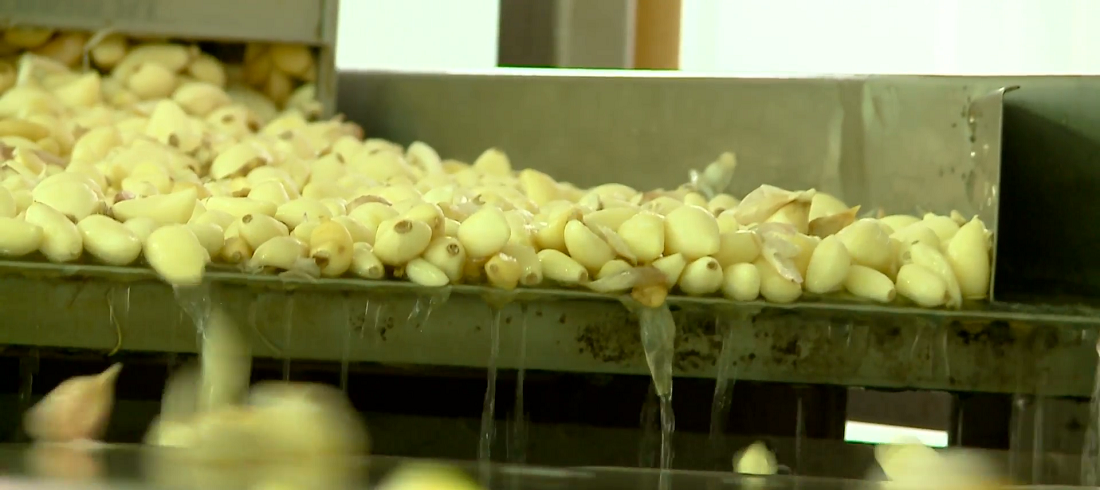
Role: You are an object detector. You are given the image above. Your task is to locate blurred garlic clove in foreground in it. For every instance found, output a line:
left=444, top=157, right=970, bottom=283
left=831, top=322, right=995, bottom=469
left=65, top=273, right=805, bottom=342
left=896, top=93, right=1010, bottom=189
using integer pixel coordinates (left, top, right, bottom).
left=25, top=363, right=122, bottom=442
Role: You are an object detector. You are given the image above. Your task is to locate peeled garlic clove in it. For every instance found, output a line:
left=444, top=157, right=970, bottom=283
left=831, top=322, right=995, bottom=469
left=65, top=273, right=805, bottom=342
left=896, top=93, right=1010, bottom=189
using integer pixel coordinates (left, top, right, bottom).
left=803, top=235, right=851, bottom=294
left=402, top=202, right=445, bottom=236
left=248, top=236, right=312, bottom=273
left=238, top=213, right=289, bottom=249
left=309, top=219, right=354, bottom=277
left=485, top=252, right=523, bottom=290
left=879, top=214, right=921, bottom=234
left=890, top=222, right=941, bottom=257
left=708, top=194, right=740, bottom=216
left=146, top=224, right=209, bottom=286
left=586, top=266, right=641, bottom=293
left=597, top=259, right=634, bottom=279
left=664, top=205, right=720, bottom=260
left=274, top=198, right=331, bottom=228
left=906, top=242, right=962, bottom=308
left=844, top=265, right=896, bottom=303
left=25, top=202, right=82, bottom=263
left=713, top=230, right=761, bottom=267
left=807, top=192, right=848, bottom=221
left=583, top=206, right=637, bottom=232
left=835, top=218, right=893, bottom=275
left=458, top=205, right=511, bottom=259
left=351, top=242, right=385, bottom=279
left=0, top=217, right=42, bottom=256
left=764, top=201, right=810, bottom=234
left=188, top=222, right=225, bottom=257
left=922, top=213, right=960, bottom=243
left=373, top=218, right=432, bottom=266
left=78, top=215, right=142, bottom=266
left=537, top=249, right=588, bottom=285
left=25, top=363, right=122, bottom=442
left=422, top=236, right=466, bottom=283
left=533, top=205, right=578, bottom=252
left=755, top=258, right=801, bottom=303
left=112, top=188, right=198, bottom=225
left=946, top=217, right=991, bottom=299
left=807, top=205, right=859, bottom=238
left=501, top=242, right=542, bottom=286
left=518, top=168, right=560, bottom=206
left=249, top=180, right=292, bottom=206
left=896, top=263, right=948, bottom=307
left=406, top=257, right=450, bottom=287
left=617, top=210, right=665, bottom=263
left=722, top=263, right=761, bottom=301
left=652, top=253, right=687, bottom=285
left=123, top=217, right=160, bottom=244
left=678, top=257, right=723, bottom=295
left=561, top=219, right=615, bottom=273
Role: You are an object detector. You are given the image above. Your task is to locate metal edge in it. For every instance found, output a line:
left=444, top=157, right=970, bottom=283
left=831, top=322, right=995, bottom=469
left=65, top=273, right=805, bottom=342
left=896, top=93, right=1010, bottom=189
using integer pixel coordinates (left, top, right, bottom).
left=0, top=265, right=1096, bottom=395
left=0, top=260, right=1096, bottom=324
left=967, top=85, right=1015, bottom=302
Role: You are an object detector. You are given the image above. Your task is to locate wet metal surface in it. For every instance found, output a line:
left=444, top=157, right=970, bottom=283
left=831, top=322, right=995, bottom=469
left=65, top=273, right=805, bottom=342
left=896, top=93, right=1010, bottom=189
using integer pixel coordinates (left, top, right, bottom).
left=0, top=262, right=1095, bottom=397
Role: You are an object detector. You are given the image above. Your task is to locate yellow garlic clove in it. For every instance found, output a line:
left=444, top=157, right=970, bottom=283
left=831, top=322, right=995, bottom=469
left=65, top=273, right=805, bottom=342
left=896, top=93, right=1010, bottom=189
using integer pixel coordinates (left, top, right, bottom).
left=406, top=258, right=450, bottom=287
left=905, top=242, right=962, bottom=308
left=25, top=202, right=82, bottom=263
left=537, top=249, right=588, bottom=285
left=309, top=219, right=354, bottom=277
left=248, top=236, right=310, bottom=274
left=187, top=222, right=225, bottom=258
left=618, top=210, right=665, bottom=264
left=458, top=205, right=511, bottom=259
left=78, top=215, right=142, bottom=266
left=722, top=263, right=761, bottom=301
left=501, top=242, right=542, bottom=286
left=895, top=263, right=948, bottom=307
left=946, top=217, right=991, bottom=300
left=844, top=265, right=896, bottom=303
left=112, top=188, right=198, bottom=225
left=373, top=218, right=432, bottom=266
left=145, top=224, right=209, bottom=286
left=663, top=205, right=720, bottom=260
left=350, top=242, right=385, bottom=279
left=755, top=258, right=801, bottom=303
left=803, top=235, right=851, bottom=294
left=652, top=253, right=687, bottom=285
left=678, top=257, right=723, bottom=296
left=0, top=217, right=43, bottom=257
left=921, top=213, right=960, bottom=243
left=25, top=363, right=123, bottom=442
left=238, top=213, right=289, bottom=250
left=423, top=236, right=466, bottom=283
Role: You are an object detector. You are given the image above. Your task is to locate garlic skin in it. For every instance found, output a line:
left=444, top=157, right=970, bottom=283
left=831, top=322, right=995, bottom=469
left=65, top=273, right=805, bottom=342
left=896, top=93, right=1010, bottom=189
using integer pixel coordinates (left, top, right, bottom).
left=25, top=363, right=123, bottom=442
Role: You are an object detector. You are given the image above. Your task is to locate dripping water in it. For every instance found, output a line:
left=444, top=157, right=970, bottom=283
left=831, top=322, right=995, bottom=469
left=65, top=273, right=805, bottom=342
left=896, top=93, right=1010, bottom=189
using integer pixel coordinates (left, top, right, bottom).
left=340, top=298, right=352, bottom=391
left=248, top=300, right=282, bottom=357
left=174, top=284, right=212, bottom=347
left=479, top=307, right=504, bottom=484
left=509, top=305, right=528, bottom=464
left=407, top=288, right=452, bottom=330
left=1082, top=337, right=1100, bottom=486
left=639, top=384, right=660, bottom=468
left=636, top=303, right=677, bottom=474
left=281, top=295, right=294, bottom=381
left=794, top=387, right=805, bottom=475
left=708, top=315, right=743, bottom=467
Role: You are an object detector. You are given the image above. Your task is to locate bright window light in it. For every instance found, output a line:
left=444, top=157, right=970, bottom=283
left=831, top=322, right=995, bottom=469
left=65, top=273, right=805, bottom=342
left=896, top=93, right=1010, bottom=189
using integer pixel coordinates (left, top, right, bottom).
left=844, top=420, right=949, bottom=448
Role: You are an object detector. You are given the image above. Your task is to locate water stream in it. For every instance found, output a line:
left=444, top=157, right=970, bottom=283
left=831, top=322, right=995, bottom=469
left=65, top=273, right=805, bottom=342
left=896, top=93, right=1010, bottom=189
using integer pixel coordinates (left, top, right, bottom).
left=509, top=305, right=529, bottom=464
left=1081, top=338, right=1100, bottom=485
left=479, top=306, right=504, bottom=481
left=281, top=296, right=294, bottom=381
left=636, top=303, right=677, bottom=475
